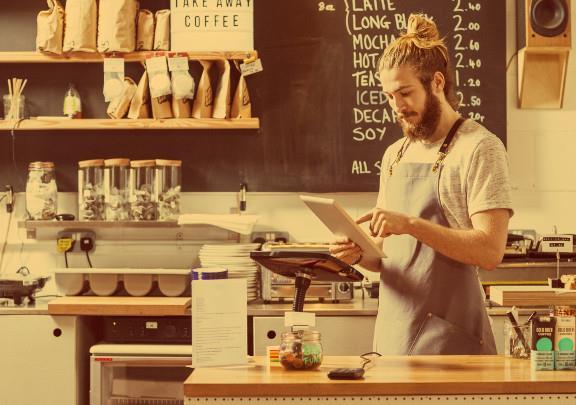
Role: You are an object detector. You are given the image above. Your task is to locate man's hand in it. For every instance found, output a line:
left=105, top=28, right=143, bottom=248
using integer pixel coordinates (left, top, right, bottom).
left=329, top=236, right=363, bottom=265
left=357, top=208, right=412, bottom=237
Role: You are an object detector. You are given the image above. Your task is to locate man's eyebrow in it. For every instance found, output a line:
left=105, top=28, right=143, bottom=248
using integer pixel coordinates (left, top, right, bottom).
left=385, top=85, right=413, bottom=94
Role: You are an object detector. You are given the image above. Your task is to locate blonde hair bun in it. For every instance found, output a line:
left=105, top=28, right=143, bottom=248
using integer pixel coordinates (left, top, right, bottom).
left=406, top=14, right=440, bottom=43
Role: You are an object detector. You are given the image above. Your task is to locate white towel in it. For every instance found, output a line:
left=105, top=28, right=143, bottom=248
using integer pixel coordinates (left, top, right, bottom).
left=177, top=214, right=259, bottom=235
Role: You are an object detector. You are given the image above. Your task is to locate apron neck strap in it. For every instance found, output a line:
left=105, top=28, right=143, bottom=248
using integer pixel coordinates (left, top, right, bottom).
left=432, top=117, right=466, bottom=172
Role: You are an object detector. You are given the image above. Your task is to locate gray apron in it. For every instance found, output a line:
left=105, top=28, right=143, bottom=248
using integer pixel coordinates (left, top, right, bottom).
left=373, top=119, right=497, bottom=355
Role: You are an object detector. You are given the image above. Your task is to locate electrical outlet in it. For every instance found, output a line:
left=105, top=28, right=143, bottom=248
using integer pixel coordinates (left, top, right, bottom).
left=56, top=230, right=96, bottom=253
left=251, top=231, right=290, bottom=244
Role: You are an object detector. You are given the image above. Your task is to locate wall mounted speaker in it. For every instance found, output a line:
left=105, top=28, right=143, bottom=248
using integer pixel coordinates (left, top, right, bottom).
left=517, top=0, right=572, bottom=108
left=517, top=0, right=571, bottom=48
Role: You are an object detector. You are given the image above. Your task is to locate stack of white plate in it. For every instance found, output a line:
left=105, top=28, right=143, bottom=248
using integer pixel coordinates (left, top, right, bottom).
left=198, top=243, right=261, bottom=301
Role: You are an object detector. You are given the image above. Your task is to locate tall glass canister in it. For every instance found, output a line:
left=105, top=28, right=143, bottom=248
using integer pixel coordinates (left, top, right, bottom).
left=104, top=158, right=130, bottom=221
left=26, top=161, right=57, bottom=220
left=130, top=160, right=157, bottom=221
left=78, top=159, right=105, bottom=221
left=155, top=159, right=182, bottom=221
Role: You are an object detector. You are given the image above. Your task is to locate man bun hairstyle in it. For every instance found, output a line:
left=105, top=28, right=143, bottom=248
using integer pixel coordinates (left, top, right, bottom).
left=378, top=14, right=459, bottom=109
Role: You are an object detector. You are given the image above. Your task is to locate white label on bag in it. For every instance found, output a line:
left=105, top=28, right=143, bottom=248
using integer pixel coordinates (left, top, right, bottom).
left=168, top=57, right=189, bottom=72
left=240, top=58, right=263, bottom=76
left=146, top=56, right=169, bottom=74
left=103, top=58, right=125, bottom=73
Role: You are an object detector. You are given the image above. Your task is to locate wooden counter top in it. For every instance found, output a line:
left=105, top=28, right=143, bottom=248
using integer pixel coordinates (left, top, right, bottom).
left=183, top=355, right=576, bottom=397
left=490, top=285, right=576, bottom=306
left=47, top=296, right=191, bottom=316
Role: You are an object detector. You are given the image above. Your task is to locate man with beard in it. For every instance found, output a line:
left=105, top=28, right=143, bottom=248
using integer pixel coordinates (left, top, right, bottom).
left=330, top=14, right=513, bottom=355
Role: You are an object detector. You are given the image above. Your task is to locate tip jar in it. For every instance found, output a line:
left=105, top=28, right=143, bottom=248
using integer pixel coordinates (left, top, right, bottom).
left=78, top=159, right=105, bottom=221
left=155, top=159, right=181, bottom=221
left=26, top=161, right=57, bottom=220
left=279, top=329, right=323, bottom=370
left=104, top=158, right=130, bottom=221
left=130, top=160, right=157, bottom=221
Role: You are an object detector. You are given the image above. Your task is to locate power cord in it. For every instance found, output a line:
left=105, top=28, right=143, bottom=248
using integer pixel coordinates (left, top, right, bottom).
left=360, top=351, right=382, bottom=370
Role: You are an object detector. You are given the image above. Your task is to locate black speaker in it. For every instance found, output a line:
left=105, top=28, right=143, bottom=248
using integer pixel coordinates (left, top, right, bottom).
left=517, top=0, right=571, bottom=48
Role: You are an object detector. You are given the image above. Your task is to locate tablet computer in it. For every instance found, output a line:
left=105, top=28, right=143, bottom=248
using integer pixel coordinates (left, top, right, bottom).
left=299, top=195, right=386, bottom=260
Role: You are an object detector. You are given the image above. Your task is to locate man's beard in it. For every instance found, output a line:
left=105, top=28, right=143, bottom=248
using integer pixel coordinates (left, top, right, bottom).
left=398, top=88, right=442, bottom=141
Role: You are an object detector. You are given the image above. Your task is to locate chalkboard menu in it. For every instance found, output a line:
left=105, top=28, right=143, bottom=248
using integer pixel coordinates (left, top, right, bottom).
left=0, top=0, right=506, bottom=192
left=251, top=0, right=506, bottom=191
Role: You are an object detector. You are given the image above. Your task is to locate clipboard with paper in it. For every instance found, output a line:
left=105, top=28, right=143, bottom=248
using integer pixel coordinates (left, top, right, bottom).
left=300, top=195, right=386, bottom=260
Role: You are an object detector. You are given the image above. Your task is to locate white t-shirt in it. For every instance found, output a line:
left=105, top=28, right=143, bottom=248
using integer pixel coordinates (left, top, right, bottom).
left=376, top=119, right=513, bottom=229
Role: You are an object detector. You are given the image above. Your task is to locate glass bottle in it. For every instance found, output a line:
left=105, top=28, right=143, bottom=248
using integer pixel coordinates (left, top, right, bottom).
left=104, top=158, right=130, bottom=221
left=130, top=160, right=157, bottom=221
left=155, top=159, right=181, bottom=221
left=26, top=161, right=57, bottom=220
left=279, top=329, right=323, bottom=370
left=63, top=83, right=82, bottom=118
left=78, top=159, right=105, bottom=221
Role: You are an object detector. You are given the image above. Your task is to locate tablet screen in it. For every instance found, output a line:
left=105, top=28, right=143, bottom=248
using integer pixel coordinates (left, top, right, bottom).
left=300, top=195, right=386, bottom=260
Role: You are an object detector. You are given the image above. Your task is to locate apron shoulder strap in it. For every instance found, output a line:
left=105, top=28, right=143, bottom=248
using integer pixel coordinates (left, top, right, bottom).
left=432, top=117, right=466, bottom=172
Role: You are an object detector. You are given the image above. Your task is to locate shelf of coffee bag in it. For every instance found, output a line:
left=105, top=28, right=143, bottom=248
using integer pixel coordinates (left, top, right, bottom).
left=0, top=118, right=260, bottom=131
left=0, top=51, right=257, bottom=63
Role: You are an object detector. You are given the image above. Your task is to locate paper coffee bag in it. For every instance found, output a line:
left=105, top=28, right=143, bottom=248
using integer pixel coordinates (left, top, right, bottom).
left=63, top=0, right=97, bottom=52
left=212, top=60, right=231, bottom=119
left=137, top=9, right=155, bottom=51
left=192, top=61, right=214, bottom=119
left=36, top=0, right=65, bottom=55
left=231, top=61, right=252, bottom=118
left=98, top=0, right=139, bottom=53
left=154, top=10, right=170, bottom=51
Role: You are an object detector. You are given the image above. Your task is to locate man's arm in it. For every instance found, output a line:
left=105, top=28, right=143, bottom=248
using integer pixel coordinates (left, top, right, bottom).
left=358, top=207, right=510, bottom=271
left=407, top=208, right=509, bottom=270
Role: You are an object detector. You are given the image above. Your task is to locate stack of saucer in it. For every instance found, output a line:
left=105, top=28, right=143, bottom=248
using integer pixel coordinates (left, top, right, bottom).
left=198, top=243, right=261, bottom=301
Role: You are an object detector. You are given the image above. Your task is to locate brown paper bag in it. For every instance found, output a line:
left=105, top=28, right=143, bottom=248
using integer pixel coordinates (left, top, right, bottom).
left=128, top=71, right=151, bottom=119
left=192, top=61, right=214, bottom=119
left=36, top=0, right=65, bottom=55
left=63, top=0, right=97, bottom=52
left=154, top=10, right=170, bottom=51
left=107, top=77, right=137, bottom=119
left=136, top=9, right=155, bottom=51
left=172, top=98, right=191, bottom=118
left=212, top=60, right=231, bottom=119
left=231, top=61, right=252, bottom=118
left=151, top=95, right=173, bottom=119
left=98, top=0, right=138, bottom=53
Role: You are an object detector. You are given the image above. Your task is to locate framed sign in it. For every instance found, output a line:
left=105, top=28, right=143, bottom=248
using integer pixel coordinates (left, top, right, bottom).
left=170, top=0, right=254, bottom=51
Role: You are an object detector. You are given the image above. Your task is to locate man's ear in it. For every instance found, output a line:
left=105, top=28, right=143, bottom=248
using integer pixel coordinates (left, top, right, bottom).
left=432, top=71, right=445, bottom=93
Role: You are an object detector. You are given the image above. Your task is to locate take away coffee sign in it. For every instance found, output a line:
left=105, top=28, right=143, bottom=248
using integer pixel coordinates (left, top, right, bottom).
left=171, top=0, right=254, bottom=51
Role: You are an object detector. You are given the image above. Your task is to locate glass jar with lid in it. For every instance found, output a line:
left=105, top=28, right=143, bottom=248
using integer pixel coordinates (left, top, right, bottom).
left=78, top=159, right=105, bottom=221
left=279, top=329, right=323, bottom=370
left=155, top=159, right=181, bottom=221
left=130, top=160, right=157, bottom=221
left=104, top=158, right=130, bottom=221
left=26, top=161, right=58, bottom=220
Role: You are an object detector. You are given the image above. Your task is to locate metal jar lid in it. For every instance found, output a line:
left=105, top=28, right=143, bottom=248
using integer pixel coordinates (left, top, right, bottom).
left=78, top=159, right=104, bottom=168
left=28, top=161, right=55, bottom=170
left=130, top=159, right=156, bottom=168
left=104, top=158, right=130, bottom=167
left=155, top=159, right=182, bottom=167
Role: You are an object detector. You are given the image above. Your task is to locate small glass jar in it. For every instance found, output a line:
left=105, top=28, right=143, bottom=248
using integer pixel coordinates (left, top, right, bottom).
left=78, top=159, right=105, bottom=221
left=26, top=161, right=57, bottom=220
left=130, top=160, right=157, bottom=221
left=279, top=329, right=323, bottom=370
left=104, top=158, right=130, bottom=221
left=155, top=159, right=182, bottom=221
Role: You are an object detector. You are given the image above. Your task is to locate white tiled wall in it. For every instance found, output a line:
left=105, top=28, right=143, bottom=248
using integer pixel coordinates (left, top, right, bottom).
left=1, top=0, right=575, bottom=286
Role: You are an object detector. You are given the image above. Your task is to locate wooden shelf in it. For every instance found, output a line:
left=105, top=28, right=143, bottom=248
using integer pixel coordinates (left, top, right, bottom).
left=0, top=117, right=260, bottom=131
left=0, top=50, right=257, bottom=63
left=19, top=220, right=180, bottom=229
left=18, top=220, right=242, bottom=241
